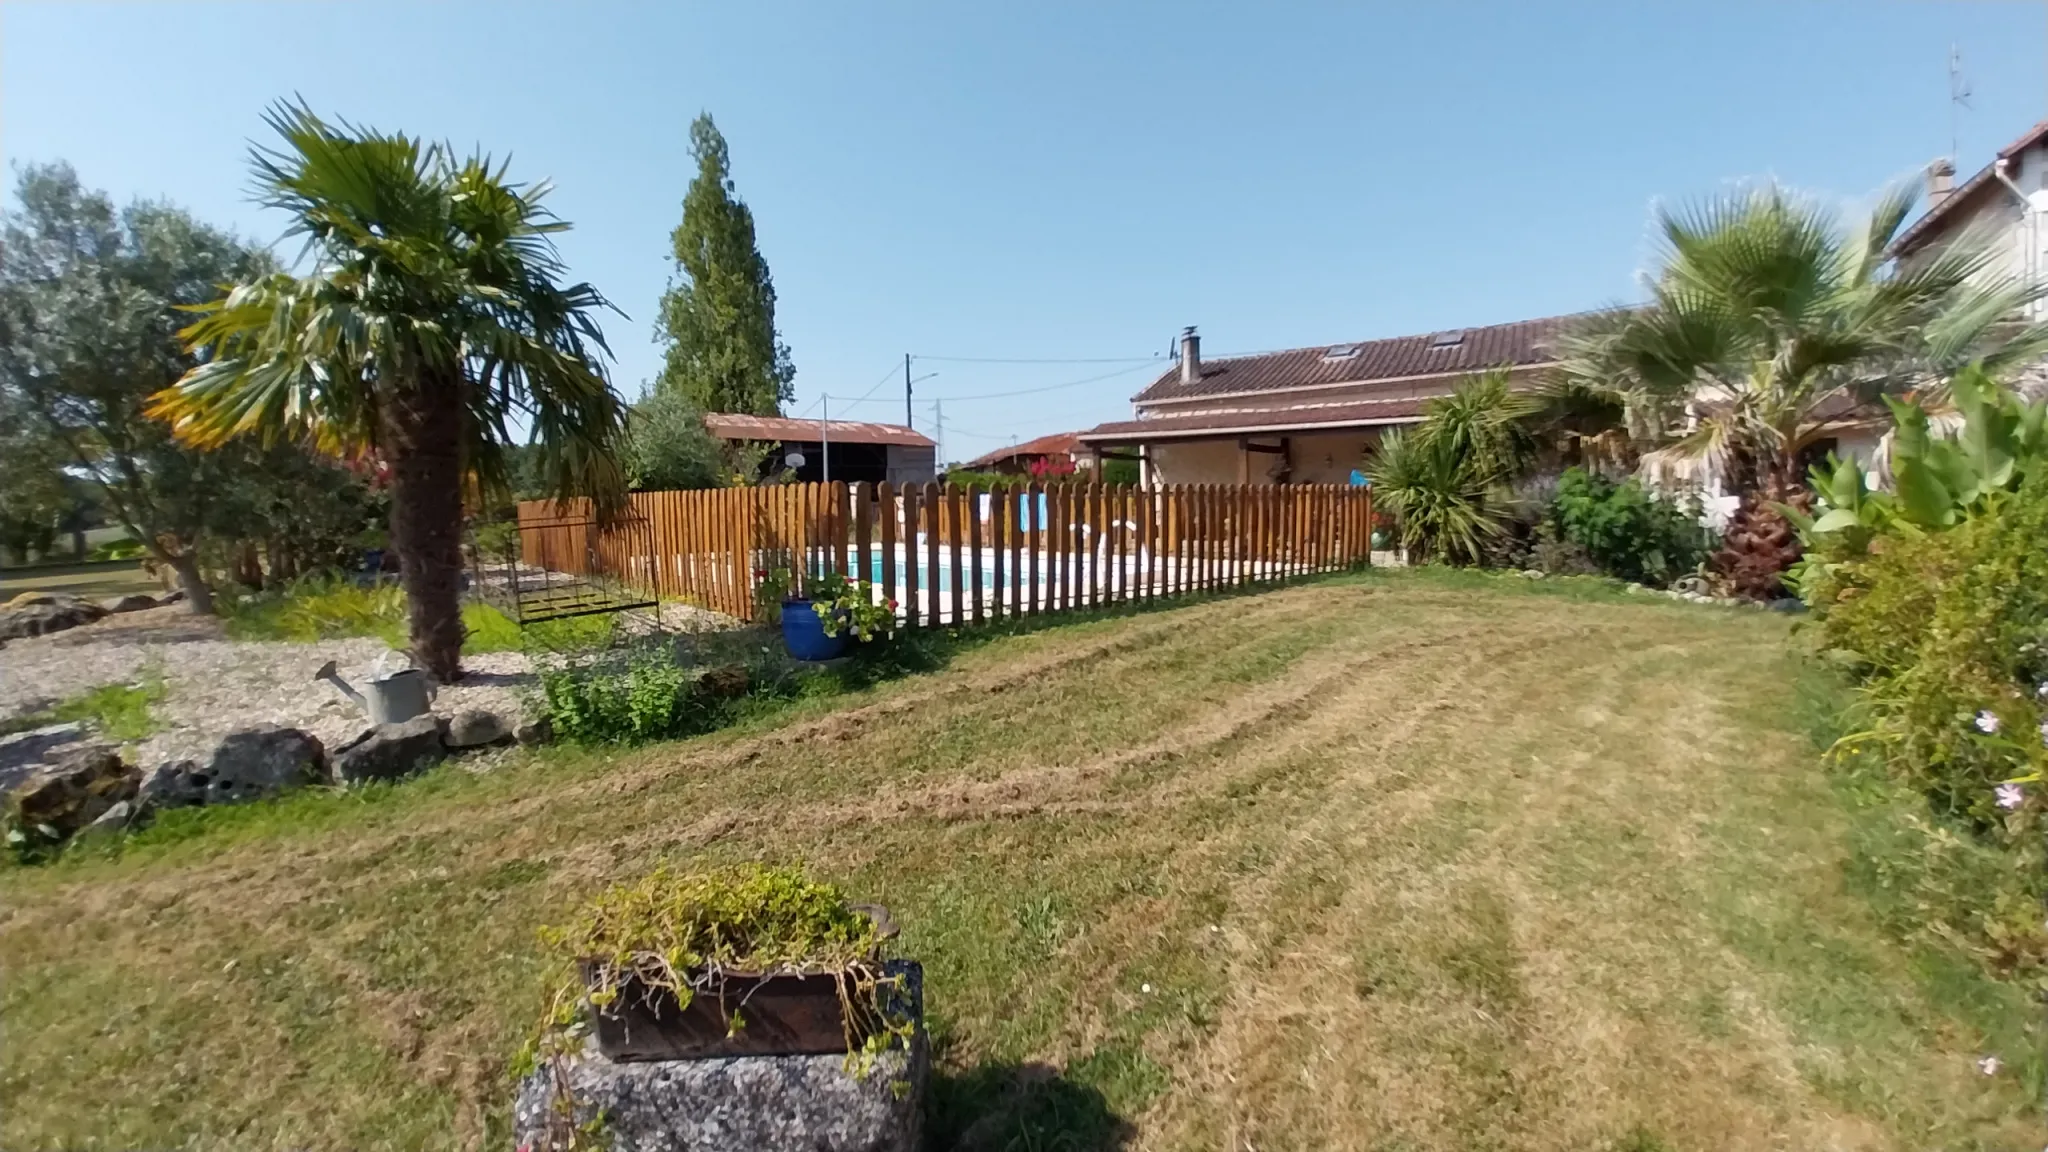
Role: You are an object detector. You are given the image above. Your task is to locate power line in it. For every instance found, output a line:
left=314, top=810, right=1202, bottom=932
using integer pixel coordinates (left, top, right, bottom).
left=916, top=360, right=1162, bottom=403
left=912, top=354, right=1168, bottom=365
left=842, top=360, right=904, bottom=409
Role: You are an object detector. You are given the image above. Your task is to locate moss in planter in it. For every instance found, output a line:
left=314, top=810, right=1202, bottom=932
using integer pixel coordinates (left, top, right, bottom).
left=522, top=864, right=912, bottom=1147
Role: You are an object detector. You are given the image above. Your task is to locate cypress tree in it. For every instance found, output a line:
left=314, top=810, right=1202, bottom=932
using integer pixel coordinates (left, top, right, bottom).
left=654, top=114, right=796, bottom=415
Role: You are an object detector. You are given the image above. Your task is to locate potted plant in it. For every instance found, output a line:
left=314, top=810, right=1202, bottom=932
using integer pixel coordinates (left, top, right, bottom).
left=777, top=568, right=845, bottom=661
left=779, top=571, right=896, bottom=660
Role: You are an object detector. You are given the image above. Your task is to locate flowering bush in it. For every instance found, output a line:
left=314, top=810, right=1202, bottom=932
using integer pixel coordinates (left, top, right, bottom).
left=1820, top=466, right=2048, bottom=981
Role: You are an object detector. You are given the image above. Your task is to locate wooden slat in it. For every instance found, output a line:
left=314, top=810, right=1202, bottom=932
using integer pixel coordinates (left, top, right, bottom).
left=990, top=485, right=1008, bottom=619
left=903, top=483, right=922, bottom=626
left=877, top=482, right=898, bottom=620
left=1175, top=486, right=1189, bottom=596
left=968, top=486, right=985, bottom=624
left=1146, top=481, right=1163, bottom=594
left=946, top=485, right=965, bottom=626
left=854, top=481, right=874, bottom=597
left=1007, top=484, right=1022, bottom=618
left=1026, top=483, right=1042, bottom=616
left=1081, top=483, right=1097, bottom=610
left=1048, top=484, right=1064, bottom=612
left=924, top=482, right=943, bottom=627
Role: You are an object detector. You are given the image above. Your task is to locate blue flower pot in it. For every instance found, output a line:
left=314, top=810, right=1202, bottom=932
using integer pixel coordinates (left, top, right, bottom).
left=780, top=598, right=848, bottom=662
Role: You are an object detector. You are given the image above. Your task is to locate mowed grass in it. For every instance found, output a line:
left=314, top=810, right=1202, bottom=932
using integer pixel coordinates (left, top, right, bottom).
left=1, top=571, right=2038, bottom=1150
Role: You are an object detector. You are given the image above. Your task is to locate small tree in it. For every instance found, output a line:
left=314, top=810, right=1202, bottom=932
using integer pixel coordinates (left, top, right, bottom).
left=653, top=115, right=795, bottom=416
left=623, top=388, right=725, bottom=491
left=0, top=163, right=273, bottom=609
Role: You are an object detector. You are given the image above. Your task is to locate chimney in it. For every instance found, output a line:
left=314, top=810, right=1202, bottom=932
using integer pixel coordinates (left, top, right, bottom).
left=1179, top=326, right=1200, bottom=384
left=1927, top=158, right=1956, bottom=209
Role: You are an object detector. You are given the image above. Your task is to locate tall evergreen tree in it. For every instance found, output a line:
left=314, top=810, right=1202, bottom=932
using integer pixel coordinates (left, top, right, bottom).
left=654, top=115, right=795, bottom=415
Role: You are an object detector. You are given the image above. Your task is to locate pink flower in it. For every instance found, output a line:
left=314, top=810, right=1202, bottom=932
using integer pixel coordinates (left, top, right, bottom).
left=1975, top=710, right=2002, bottom=735
left=1996, top=783, right=2026, bottom=810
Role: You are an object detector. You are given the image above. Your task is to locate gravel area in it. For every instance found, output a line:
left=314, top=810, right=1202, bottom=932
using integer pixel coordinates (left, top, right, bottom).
left=0, top=605, right=539, bottom=765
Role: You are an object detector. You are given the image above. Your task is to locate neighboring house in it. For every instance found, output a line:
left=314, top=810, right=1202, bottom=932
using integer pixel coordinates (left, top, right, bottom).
left=959, top=431, right=1090, bottom=476
left=1893, top=118, right=2048, bottom=313
left=701, top=413, right=936, bottom=485
left=1079, top=318, right=1573, bottom=486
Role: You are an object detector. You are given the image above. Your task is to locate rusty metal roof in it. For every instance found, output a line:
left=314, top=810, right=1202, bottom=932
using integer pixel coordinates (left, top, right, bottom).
left=701, top=413, right=935, bottom=448
left=963, top=431, right=1084, bottom=468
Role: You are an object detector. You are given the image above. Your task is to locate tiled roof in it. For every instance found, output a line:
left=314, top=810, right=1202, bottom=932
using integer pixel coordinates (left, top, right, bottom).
left=1080, top=396, right=1433, bottom=443
left=1892, top=118, right=2048, bottom=256
left=701, top=413, right=934, bottom=448
left=963, top=431, right=1083, bottom=469
left=1132, top=312, right=1581, bottom=405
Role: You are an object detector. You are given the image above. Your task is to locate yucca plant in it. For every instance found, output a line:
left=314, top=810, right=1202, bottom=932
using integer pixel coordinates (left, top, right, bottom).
left=1367, top=370, right=1530, bottom=565
left=149, top=103, right=628, bottom=680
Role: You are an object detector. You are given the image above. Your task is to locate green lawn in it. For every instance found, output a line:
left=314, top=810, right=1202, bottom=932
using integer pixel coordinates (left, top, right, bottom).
left=0, top=571, right=2036, bottom=1150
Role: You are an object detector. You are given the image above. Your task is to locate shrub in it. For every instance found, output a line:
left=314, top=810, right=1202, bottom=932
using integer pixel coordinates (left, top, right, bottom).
left=536, top=639, right=792, bottom=745
left=1368, top=371, right=1531, bottom=565
left=1545, top=467, right=1713, bottom=587
left=1819, top=469, right=2048, bottom=983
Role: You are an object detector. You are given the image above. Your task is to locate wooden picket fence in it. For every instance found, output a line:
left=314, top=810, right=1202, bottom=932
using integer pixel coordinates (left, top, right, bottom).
left=512, top=481, right=1374, bottom=626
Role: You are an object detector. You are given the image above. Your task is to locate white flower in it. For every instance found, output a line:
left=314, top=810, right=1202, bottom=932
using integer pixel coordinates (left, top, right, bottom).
left=1978, top=1055, right=2002, bottom=1076
left=1976, top=711, right=2003, bottom=735
left=2039, top=717, right=2048, bottom=748
left=2037, top=681, right=2048, bottom=699
left=1140, top=983, right=1152, bottom=994
left=1997, top=783, right=2027, bottom=810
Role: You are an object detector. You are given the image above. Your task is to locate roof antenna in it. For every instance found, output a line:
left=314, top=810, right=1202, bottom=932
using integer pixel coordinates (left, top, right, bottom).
left=1950, top=43, right=1973, bottom=162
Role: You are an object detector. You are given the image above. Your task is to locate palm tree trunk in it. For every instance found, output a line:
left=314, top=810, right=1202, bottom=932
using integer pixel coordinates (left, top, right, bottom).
left=383, top=373, right=468, bottom=683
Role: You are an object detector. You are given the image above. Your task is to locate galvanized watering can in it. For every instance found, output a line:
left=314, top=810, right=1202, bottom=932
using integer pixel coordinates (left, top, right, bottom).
left=314, top=659, right=436, bottom=725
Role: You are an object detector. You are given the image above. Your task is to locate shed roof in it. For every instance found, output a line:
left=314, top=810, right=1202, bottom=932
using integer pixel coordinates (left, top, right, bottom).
left=962, top=431, right=1083, bottom=468
left=701, top=413, right=934, bottom=448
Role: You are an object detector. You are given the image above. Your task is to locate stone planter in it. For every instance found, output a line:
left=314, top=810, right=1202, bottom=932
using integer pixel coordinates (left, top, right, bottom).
left=516, top=960, right=927, bottom=1152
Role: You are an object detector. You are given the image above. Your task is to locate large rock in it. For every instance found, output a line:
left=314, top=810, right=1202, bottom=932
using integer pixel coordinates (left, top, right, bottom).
left=139, top=725, right=328, bottom=810
left=0, top=594, right=106, bottom=641
left=0, top=723, right=89, bottom=792
left=514, top=716, right=554, bottom=747
left=441, top=709, right=512, bottom=749
left=11, top=746, right=139, bottom=839
left=513, top=962, right=927, bottom=1152
left=98, top=593, right=160, bottom=614
left=333, top=715, right=446, bottom=784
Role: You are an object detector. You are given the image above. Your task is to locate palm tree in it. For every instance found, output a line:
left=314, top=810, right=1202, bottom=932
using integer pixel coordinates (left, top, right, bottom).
left=150, top=103, right=627, bottom=680
left=1552, top=183, right=2048, bottom=595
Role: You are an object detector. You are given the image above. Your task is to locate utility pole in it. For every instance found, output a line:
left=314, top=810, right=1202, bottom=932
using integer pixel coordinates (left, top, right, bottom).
left=932, top=399, right=944, bottom=469
left=904, top=353, right=913, bottom=430
left=821, top=394, right=830, bottom=482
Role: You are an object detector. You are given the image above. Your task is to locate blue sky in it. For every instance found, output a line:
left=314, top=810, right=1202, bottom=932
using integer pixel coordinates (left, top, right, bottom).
left=7, top=2, right=2048, bottom=462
